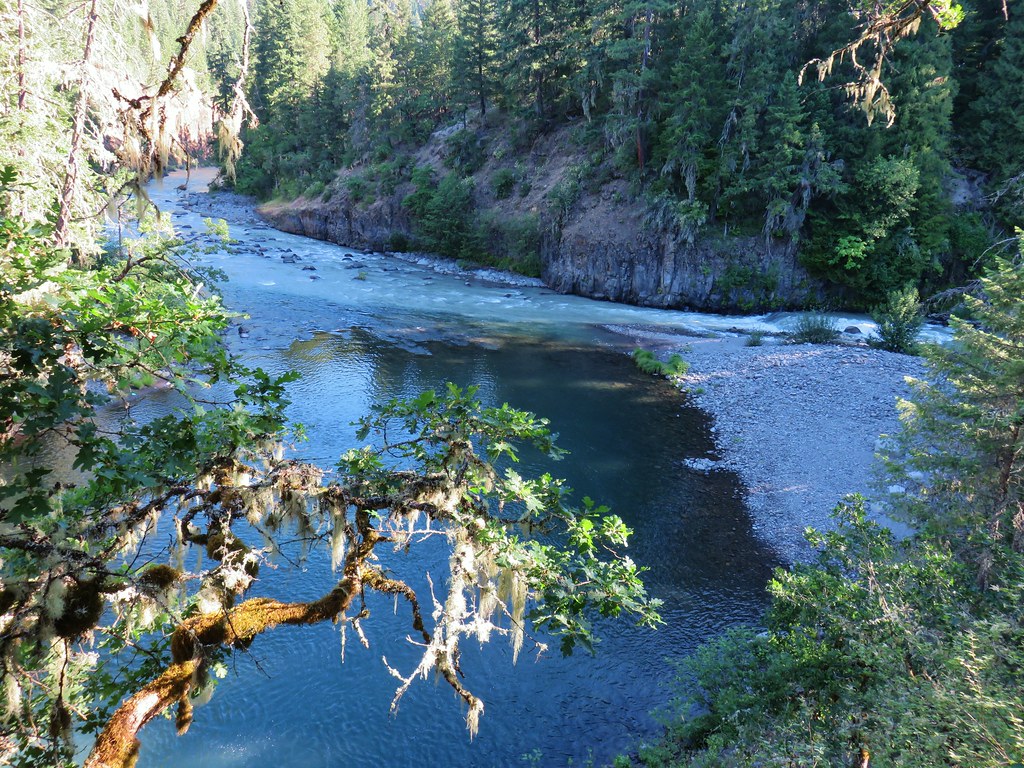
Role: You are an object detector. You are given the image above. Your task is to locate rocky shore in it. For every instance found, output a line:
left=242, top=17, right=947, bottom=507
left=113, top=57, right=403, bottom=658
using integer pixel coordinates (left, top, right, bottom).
left=684, top=338, right=927, bottom=558
left=613, top=329, right=929, bottom=560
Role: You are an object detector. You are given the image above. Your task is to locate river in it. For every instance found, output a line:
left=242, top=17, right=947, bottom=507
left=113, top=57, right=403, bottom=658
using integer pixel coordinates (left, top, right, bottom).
left=131, top=169, right=785, bottom=767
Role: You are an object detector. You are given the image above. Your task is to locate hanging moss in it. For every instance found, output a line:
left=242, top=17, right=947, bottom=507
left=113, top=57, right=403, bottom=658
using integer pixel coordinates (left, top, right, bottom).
left=53, top=578, right=105, bottom=639
left=137, top=564, right=181, bottom=591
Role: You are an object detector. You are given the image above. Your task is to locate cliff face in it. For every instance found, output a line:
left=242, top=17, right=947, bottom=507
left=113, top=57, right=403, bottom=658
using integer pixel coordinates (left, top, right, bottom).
left=259, top=195, right=411, bottom=253
left=543, top=184, right=818, bottom=311
left=258, top=126, right=823, bottom=313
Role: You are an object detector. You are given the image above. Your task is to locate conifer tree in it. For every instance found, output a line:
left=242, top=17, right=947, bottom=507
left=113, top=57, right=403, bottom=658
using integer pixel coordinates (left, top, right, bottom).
left=454, top=0, right=501, bottom=115
left=499, top=0, right=589, bottom=117
left=326, top=0, right=373, bottom=151
left=656, top=5, right=729, bottom=206
left=715, top=0, right=795, bottom=225
left=250, top=0, right=335, bottom=121
left=364, top=0, right=414, bottom=143
left=888, top=19, right=955, bottom=261
left=968, top=2, right=1024, bottom=183
left=757, top=71, right=808, bottom=238
left=888, top=243, right=1024, bottom=586
left=587, top=0, right=672, bottom=169
left=402, top=0, right=458, bottom=134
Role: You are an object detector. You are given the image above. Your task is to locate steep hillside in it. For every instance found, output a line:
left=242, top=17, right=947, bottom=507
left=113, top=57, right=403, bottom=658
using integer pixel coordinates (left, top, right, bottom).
left=259, top=121, right=822, bottom=312
left=236, top=0, right=1022, bottom=313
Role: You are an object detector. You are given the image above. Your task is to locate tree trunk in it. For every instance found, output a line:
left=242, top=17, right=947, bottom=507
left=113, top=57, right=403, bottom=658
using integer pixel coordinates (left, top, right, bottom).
left=54, top=0, right=101, bottom=251
left=17, top=0, right=26, bottom=112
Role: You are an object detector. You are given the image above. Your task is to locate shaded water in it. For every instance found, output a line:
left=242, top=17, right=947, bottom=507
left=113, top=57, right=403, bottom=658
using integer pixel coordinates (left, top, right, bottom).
left=129, top=171, right=782, bottom=766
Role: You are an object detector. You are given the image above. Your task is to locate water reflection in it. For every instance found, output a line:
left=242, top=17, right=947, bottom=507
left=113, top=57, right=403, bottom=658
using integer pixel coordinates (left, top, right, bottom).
left=141, top=330, right=780, bottom=768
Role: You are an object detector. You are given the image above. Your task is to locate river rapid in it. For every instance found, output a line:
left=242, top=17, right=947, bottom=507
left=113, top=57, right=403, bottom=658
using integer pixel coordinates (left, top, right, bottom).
left=130, top=169, right=788, bottom=767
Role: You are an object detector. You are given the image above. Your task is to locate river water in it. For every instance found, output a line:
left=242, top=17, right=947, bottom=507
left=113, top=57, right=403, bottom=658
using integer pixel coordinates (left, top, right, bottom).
left=132, top=170, right=785, bottom=767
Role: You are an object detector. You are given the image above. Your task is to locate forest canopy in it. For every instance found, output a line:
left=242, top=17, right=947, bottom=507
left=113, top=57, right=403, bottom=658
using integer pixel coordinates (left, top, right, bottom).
left=227, top=0, right=1022, bottom=305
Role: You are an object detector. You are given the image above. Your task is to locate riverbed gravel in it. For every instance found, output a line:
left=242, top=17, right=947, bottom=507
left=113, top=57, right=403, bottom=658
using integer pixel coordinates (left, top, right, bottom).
left=613, top=330, right=929, bottom=561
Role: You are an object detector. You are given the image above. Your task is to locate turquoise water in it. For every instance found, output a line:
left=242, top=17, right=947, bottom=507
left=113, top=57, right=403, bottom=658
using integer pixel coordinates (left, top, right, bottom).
left=129, top=172, right=781, bottom=767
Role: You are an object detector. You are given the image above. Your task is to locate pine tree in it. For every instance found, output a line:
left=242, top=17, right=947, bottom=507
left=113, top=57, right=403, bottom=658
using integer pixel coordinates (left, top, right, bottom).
left=715, top=0, right=796, bottom=226
left=402, top=0, right=458, bottom=135
left=757, top=71, right=808, bottom=238
left=454, top=0, right=501, bottom=115
left=363, top=0, right=415, bottom=144
left=587, top=0, right=672, bottom=170
left=656, top=5, right=730, bottom=205
left=968, top=2, right=1024, bottom=183
left=499, top=0, right=589, bottom=117
left=887, top=242, right=1024, bottom=586
left=888, top=18, right=956, bottom=262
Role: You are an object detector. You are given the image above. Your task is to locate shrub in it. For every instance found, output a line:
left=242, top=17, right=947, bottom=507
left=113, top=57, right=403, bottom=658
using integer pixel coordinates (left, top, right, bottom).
left=402, top=167, right=479, bottom=259
left=790, top=311, right=841, bottom=344
left=303, top=180, right=325, bottom=199
left=870, top=286, right=923, bottom=354
left=444, top=129, right=487, bottom=174
left=632, top=349, right=689, bottom=383
left=746, top=331, right=765, bottom=347
left=492, top=168, right=516, bottom=199
left=388, top=232, right=411, bottom=252
left=345, top=176, right=370, bottom=203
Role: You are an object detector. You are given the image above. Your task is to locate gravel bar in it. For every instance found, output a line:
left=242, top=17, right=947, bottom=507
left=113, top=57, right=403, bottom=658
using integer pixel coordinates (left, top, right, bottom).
left=614, top=330, right=928, bottom=561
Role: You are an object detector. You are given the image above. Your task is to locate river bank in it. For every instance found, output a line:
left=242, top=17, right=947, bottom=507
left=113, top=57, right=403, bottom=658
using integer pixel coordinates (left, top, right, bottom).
left=613, top=327, right=928, bottom=558
left=179, top=175, right=927, bottom=562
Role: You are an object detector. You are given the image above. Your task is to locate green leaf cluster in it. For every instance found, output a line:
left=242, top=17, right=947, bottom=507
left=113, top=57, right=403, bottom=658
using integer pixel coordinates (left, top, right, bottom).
left=632, top=348, right=689, bottom=384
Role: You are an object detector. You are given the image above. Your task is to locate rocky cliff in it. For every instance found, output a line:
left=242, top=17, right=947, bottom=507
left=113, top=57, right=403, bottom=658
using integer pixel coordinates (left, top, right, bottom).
left=258, top=125, right=823, bottom=313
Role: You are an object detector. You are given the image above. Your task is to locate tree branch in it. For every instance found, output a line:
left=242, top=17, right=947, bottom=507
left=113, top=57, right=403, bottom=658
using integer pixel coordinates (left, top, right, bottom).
left=83, top=525, right=381, bottom=768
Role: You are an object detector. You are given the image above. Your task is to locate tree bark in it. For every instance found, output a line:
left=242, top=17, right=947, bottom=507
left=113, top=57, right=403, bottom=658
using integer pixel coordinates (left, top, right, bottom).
left=54, top=0, right=100, bottom=250
left=84, top=526, right=381, bottom=768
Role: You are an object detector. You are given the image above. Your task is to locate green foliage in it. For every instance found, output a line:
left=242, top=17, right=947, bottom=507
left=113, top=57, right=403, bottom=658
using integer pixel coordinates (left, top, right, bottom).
left=745, top=331, right=765, bottom=347
left=453, top=0, right=501, bottom=114
left=963, top=4, right=1024, bottom=188
left=402, top=167, right=480, bottom=259
left=802, top=155, right=930, bottom=301
left=789, top=311, right=841, bottom=344
left=373, top=155, right=411, bottom=197
left=547, top=165, right=585, bottom=225
left=343, top=382, right=663, bottom=658
left=492, top=168, right=517, bottom=199
left=645, top=499, right=1024, bottom=768
left=303, top=180, right=326, bottom=199
left=634, top=239, right=1024, bottom=768
left=477, top=212, right=543, bottom=276
left=631, top=349, right=689, bottom=384
left=714, top=264, right=780, bottom=312
left=947, top=211, right=993, bottom=273
left=883, top=241, right=1024, bottom=581
left=444, top=129, right=488, bottom=175
left=224, top=0, right=1012, bottom=311
left=388, top=232, right=412, bottom=252
left=345, top=175, right=370, bottom=203
left=871, top=285, right=923, bottom=353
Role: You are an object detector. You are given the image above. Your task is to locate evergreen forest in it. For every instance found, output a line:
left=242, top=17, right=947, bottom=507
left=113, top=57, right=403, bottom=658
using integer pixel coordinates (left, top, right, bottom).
left=1, top=0, right=1024, bottom=766
left=228, top=0, right=1024, bottom=307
